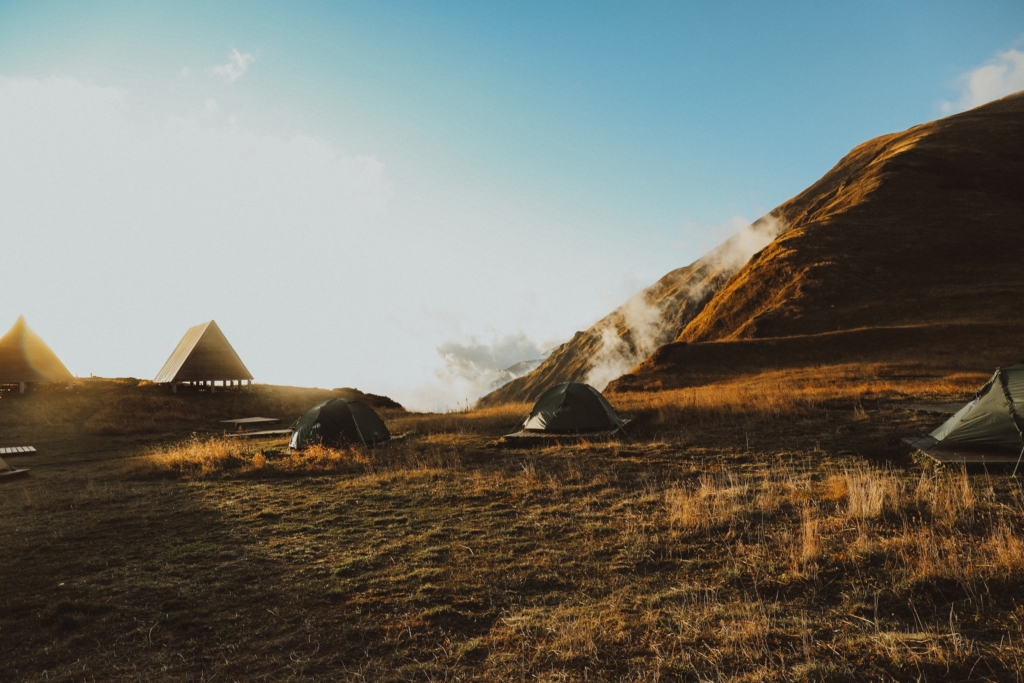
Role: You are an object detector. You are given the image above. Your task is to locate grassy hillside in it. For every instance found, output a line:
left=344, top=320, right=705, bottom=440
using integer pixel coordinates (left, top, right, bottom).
left=488, top=92, right=1024, bottom=404
left=611, top=91, right=1024, bottom=393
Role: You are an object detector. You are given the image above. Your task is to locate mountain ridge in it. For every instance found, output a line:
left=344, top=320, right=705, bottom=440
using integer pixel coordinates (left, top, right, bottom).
left=611, top=91, right=1024, bottom=391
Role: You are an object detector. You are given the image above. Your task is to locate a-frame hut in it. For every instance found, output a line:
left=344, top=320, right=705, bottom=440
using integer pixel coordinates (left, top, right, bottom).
left=154, top=320, right=253, bottom=392
left=0, top=316, right=74, bottom=393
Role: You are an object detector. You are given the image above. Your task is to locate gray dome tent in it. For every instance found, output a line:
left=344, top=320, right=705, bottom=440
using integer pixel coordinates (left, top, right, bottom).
left=290, top=399, right=390, bottom=449
left=520, top=382, right=625, bottom=434
left=907, top=364, right=1024, bottom=467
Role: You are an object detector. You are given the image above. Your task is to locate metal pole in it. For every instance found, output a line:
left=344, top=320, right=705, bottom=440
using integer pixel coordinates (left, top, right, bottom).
left=1013, top=444, right=1024, bottom=478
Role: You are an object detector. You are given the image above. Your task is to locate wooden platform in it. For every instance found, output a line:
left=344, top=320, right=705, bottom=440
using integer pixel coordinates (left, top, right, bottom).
left=225, top=429, right=292, bottom=439
left=495, top=429, right=625, bottom=448
left=221, top=417, right=280, bottom=426
left=0, top=455, right=29, bottom=479
left=221, top=417, right=281, bottom=432
left=904, top=436, right=1024, bottom=465
left=0, top=446, right=36, bottom=455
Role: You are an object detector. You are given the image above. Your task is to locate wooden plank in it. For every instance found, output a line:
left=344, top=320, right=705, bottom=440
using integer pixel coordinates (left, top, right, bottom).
left=905, top=436, right=1023, bottom=465
left=224, top=429, right=293, bottom=439
left=0, top=446, right=36, bottom=454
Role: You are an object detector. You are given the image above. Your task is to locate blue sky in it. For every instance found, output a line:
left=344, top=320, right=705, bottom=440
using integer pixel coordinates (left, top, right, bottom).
left=1, top=1, right=1022, bottom=408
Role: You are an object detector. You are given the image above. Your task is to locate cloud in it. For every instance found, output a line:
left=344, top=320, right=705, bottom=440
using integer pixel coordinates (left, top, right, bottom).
left=0, top=74, right=643, bottom=412
left=436, top=333, right=544, bottom=389
left=941, top=48, right=1024, bottom=113
left=211, top=49, right=255, bottom=83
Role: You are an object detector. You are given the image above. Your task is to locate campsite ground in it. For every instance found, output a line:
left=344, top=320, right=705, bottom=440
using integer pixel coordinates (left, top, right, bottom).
left=4, top=367, right=1024, bottom=682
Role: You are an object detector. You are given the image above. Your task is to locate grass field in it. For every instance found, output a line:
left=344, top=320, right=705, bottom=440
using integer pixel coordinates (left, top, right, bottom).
left=4, top=368, right=1024, bottom=681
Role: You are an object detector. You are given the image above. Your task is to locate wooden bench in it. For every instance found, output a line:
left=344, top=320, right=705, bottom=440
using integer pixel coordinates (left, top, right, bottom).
left=220, top=417, right=281, bottom=432
left=0, top=446, right=36, bottom=455
left=225, top=429, right=293, bottom=439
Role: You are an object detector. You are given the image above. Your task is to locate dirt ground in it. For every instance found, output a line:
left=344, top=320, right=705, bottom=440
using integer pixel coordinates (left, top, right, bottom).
left=3, top=372, right=1024, bottom=681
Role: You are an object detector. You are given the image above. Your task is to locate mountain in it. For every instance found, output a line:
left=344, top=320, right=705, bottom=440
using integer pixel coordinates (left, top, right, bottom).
left=490, top=359, right=544, bottom=390
left=477, top=218, right=783, bottom=406
left=610, top=91, right=1024, bottom=392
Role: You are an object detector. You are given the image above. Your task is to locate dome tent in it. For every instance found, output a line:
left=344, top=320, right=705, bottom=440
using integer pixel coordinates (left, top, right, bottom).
left=520, top=382, right=625, bottom=434
left=289, top=399, right=390, bottom=449
left=906, top=363, right=1024, bottom=467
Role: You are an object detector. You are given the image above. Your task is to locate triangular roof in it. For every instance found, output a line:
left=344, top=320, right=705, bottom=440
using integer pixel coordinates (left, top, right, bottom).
left=154, top=320, right=253, bottom=383
left=0, top=316, right=74, bottom=384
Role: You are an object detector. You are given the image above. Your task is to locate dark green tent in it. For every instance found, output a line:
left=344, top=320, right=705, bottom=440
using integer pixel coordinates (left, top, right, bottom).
left=289, top=399, right=390, bottom=449
left=907, top=364, right=1024, bottom=466
left=520, top=382, right=625, bottom=434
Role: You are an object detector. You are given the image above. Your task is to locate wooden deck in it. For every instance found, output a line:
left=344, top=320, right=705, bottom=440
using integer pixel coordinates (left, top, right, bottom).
left=225, top=429, right=293, bottom=439
left=496, top=429, right=625, bottom=448
left=904, top=436, right=1023, bottom=465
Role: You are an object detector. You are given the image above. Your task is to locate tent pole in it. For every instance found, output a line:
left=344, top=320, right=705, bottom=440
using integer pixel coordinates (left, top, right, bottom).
left=1014, top=445, right=1024, bottom=478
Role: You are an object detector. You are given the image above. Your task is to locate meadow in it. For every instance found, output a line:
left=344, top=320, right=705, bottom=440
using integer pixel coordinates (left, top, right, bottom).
left=3, top=366, right=1024, bottom=681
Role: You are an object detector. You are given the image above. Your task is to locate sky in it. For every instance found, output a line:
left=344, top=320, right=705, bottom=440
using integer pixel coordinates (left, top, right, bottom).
left=1, top=1, right=1022, bottom=410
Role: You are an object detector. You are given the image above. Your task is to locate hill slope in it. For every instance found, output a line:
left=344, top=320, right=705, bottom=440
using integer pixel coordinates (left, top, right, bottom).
left=611, top=91, right=1024, bottom=391
left=477, top=218, right=783, bottom=406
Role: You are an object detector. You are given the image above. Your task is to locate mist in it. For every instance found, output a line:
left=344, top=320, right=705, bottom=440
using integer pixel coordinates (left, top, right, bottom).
left=584, top=215, right=787, bottom=390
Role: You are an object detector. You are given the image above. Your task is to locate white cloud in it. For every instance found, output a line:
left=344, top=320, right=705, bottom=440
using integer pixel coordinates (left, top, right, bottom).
left=434, top=332, right=545, bottom=401
left=941, top=48, right=1024, bottom=113
left=0, top=74, right=638, bottom=411
left=211, top=48, right=255, bottom=83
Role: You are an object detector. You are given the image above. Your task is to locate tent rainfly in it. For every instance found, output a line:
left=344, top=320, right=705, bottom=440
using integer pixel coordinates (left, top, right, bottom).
left=289, top=399, right=391, bottom=449
left=907, top=364, right=1024, bottom=468
left=0, top=316, right=74, bottom=393
left=154, top=320, right=253, bottom=392
left=520, top=382, right=625, bottom=434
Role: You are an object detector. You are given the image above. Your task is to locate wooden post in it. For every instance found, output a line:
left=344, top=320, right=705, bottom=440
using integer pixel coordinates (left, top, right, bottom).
left=172, top=383, right=177, bottom=394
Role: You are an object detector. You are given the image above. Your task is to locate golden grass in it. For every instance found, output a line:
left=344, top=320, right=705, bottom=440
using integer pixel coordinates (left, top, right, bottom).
left=7, top=363, right=1024, bottom=681
left=146, top=436, right=380, bottom=478
left=609, top=363, right=985, bottom=427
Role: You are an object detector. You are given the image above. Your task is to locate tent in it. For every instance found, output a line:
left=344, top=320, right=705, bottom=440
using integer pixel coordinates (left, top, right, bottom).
left=0, top=316, right=74, bottom=392
left=519, top=382, right=625, bottom=434
left=289, top=399, right=391, bottom=449
left=0, top=456, right=29, bottom=480
left=154, top=320, right=253, bottom=391
left=906, top=364, right=1024, bottom=465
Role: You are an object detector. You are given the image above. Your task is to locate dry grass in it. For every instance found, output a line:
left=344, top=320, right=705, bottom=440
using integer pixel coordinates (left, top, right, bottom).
left=610, top=363, right=985, bottom=428
left=6, top=366, right=1024, bottom=681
